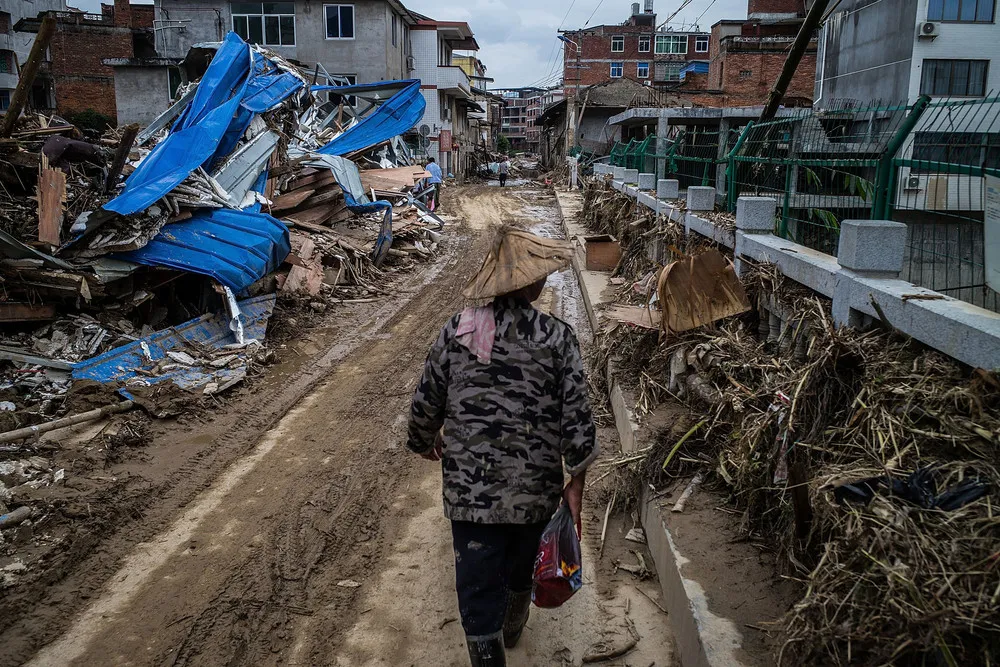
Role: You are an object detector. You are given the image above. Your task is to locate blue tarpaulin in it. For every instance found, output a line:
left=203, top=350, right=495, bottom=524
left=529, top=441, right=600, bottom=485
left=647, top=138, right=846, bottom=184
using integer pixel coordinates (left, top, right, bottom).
left=117, top=209, right=290, bottom=292
left=315, top=80, right=426, bottom=156
left=72, top=294, right=276, bottom=396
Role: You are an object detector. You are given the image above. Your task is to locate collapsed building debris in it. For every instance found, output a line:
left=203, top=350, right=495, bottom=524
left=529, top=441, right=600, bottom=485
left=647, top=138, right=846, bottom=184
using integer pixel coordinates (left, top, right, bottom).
left=0, top=32, right=446, bottom=437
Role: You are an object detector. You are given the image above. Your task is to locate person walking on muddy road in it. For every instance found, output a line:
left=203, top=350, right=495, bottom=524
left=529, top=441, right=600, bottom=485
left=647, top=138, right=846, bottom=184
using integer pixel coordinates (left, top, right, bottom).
left=498, top=158, right=510, bottom=187
left=406, top=228, right=599, bottom=667
left=426, top=157, right=444, bottom=210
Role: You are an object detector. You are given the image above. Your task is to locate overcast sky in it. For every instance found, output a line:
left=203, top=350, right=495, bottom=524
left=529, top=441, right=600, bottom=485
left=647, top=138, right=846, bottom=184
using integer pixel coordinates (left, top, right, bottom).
left=71, top=0, right=746, bottom=89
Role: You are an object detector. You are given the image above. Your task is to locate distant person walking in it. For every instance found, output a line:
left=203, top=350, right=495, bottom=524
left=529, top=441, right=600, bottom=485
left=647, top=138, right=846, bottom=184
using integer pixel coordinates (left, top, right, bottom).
left=498, top=158, right=510, bottom=187
left=426, top=157, right=444, bottom=210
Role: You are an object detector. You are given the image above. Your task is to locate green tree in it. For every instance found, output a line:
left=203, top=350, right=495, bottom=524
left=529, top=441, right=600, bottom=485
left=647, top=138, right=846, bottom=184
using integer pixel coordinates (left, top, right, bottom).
left=497, top=134, right=511, bottom=154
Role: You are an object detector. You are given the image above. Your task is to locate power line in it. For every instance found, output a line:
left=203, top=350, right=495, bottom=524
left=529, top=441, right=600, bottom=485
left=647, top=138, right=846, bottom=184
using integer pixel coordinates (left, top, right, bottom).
left=584, top=0, right=606, bottom=26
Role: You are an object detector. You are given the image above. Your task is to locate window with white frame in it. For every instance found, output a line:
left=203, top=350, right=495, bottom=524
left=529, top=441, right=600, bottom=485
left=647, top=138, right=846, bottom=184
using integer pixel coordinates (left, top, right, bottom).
left=232, top=2, right=295, bottom=46
left=928, top=0, right=995, bottom=22
left=655, top=34, right=687, bottom=54
left=324, top=4, right=355, bottom=39
left=611, top=35, right=625, bottom=52
left=610, top=62, right=624, bottom=78
left=391, top=14, right=398, bottom=46
left=695, top=35, right=709, bottom=52
left=637, top=62, right=649, bottom=79
left=638, top=34, right=650, bottom=52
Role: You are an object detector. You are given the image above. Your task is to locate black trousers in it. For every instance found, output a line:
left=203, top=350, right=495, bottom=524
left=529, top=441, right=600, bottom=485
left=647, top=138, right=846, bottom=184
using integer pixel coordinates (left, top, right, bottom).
left=499, top=174, right=507, bottom=187
left=451, top=521, right=546, bottom=640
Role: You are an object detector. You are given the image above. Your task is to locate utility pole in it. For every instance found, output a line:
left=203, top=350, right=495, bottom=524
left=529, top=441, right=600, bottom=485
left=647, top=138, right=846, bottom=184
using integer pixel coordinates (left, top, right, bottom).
left=558, top=34, right=582, bottom=155
left=1, top=16, right=56, bottom=138
left=758, top=0, right=831, bottom=123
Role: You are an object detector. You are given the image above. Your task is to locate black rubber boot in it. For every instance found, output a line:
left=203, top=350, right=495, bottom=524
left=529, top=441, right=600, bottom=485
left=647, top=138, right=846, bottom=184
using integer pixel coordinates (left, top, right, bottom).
left=502, top=590, right=532, bottom=648
left=467, top=635, right=506, bottom=667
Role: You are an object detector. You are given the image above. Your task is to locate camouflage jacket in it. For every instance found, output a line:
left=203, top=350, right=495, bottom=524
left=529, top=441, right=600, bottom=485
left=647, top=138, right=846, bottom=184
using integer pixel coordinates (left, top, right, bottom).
left=407, top=296, right=599, bottom=524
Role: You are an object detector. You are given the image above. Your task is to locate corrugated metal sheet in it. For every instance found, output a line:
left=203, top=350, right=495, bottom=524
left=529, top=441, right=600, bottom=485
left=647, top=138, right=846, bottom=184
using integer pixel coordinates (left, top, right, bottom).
left=314, top=80, right=426, bottom=156
left=72, top=294, right=275, bottom=395
left=117, top=209, right=290, bottom=291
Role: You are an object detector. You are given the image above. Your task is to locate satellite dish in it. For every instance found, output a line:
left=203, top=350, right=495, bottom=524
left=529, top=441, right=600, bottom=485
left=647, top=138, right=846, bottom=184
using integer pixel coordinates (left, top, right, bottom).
left=420, top=136, right=431, bottom=148
left=419, top=124, right=431, bottom=137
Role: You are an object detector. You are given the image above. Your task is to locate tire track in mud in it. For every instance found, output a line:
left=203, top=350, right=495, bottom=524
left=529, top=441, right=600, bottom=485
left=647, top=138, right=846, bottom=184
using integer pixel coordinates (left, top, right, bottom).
left=23, top=209, right=494, bottom=666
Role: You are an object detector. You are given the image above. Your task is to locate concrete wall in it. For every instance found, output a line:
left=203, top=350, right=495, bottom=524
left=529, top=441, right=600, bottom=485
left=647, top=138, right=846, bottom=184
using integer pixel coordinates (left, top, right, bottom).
left=1, top=0, right=69, bottom=98
left=113, top=65, right=172, bottom=125
left=908, top=0, right=1000, bottom=101
left=155, top=0, right=410, bottom=84
left=815, top=0, right=916, bottom=106
left=578, top=108, right=622, bottom=152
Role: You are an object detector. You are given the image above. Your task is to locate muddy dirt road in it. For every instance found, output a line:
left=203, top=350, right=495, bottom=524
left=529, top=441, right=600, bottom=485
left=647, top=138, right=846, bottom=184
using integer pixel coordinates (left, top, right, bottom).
left=12, top=185, right=675, bottom=667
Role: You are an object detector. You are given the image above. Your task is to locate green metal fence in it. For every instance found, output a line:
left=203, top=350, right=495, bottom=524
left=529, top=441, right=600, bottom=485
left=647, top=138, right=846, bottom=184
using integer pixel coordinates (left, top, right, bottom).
left=890, top=96, right=1000, bottom=312
left=605, top=95, right=1000, bottom=313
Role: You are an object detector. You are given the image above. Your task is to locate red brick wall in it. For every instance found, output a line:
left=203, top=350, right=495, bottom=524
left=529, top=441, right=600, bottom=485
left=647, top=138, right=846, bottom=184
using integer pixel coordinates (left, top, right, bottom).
left=748, top=0, right=804, bottom=15
left=714, top=51, right=816, bottom=106
left=563, top=26, right=710, bottom=89
left=49, top=25, right=133, bottom=118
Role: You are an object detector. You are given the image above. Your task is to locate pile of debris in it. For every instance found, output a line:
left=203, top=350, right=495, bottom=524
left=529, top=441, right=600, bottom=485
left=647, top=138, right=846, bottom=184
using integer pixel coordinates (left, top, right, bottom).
left=579, top=174, right=1000, bottom=665
left=0, top=33, right=446, bottom=435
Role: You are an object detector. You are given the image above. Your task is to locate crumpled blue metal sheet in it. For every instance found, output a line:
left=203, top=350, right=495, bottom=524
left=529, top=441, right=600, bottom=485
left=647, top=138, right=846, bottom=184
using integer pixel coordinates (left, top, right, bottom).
left=315, top=80, right=426, bottom=156
left=117, top=209, right=290, bottom=292
left=103, top=34, right=304, bottom=217
left=72, top=294, right=275, bottom=394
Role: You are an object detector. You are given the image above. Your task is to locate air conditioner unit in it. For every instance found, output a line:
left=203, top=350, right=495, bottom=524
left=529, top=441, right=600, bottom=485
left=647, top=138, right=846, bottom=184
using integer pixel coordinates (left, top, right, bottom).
left=919, top=22, right=939, bottom=38
left=906, top=175, right=922, bottom=189
left=406, top=55, right=416, bottom=70
left=644, top=80, right=652, bottom=86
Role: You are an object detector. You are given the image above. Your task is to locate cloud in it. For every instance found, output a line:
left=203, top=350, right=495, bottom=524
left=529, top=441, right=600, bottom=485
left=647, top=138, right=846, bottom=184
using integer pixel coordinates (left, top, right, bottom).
left=70, top=0, right=748, bottom=88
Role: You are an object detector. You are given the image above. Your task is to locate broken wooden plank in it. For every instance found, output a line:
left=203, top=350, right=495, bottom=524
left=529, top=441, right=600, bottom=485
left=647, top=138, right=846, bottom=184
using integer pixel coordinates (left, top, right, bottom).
left=104, top=123, right=140, bottom=193
left=0, top=16, right=56, bottom=138
left=0, top=302, right=57, bottom=322
left=37, top=156, right=67, bottom=246
left=270, top=188, right=316, bottom=213
left=285, top=203, right=337, bottom=226
left=286, top=170, right=337, bottom=192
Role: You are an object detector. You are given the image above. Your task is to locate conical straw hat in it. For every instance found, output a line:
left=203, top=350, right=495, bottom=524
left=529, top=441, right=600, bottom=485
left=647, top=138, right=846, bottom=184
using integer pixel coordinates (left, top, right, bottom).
left=463, top=229, right=574, bottom=300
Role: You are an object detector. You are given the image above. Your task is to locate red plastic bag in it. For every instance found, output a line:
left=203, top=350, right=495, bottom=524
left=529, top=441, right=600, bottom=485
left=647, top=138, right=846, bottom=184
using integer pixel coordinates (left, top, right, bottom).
left=531, top=505, right=583, bottom=608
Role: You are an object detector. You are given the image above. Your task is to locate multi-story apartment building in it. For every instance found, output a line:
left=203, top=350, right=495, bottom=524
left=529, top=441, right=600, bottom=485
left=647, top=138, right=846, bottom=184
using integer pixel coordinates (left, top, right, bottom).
left=104, top=0, right=420, bottom=125
left=495, top=87, right=551, bottom=152
left=525, top=88, right=564, bottom=151
left=816, top=0, right=1000, bottom=105
left=560, top=0, right=712, bottom=95
left=0, top=0, right=68, bottom=113
left=410, top=15, right=480, bottom=176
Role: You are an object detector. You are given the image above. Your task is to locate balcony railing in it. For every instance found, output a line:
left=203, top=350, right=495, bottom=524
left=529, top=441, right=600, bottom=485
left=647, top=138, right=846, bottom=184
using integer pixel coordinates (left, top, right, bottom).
left=438, top=66, right=471, bottom=96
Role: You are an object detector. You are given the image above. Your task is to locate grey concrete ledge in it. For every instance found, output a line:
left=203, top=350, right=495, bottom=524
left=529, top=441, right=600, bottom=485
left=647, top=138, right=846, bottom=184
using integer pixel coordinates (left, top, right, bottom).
left=638, top=192, right=658, bottom=212
left=686, top=212, right=736, bottom=249
left=605, top=179, right=1000, bottom=370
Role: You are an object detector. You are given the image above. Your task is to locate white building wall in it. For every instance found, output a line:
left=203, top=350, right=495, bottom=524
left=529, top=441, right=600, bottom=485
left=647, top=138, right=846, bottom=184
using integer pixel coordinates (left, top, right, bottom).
left=908, top=0, right=1000, bottom=101
left=0, top=0, right=68, bottom=100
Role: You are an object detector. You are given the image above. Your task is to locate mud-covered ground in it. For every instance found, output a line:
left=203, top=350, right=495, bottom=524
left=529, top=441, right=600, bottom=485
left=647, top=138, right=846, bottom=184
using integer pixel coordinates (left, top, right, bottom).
left=2, top=184, right=677, bottom=667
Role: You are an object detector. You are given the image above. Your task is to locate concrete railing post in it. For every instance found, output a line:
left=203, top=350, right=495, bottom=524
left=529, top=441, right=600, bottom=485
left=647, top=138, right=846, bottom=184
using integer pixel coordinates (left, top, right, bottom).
left=686, top=186, right=716, bottom=212
left=624, top=169, right=639, bottom=185
left=613, top=166, right=625, bottom=181
left=638, top=173, right=656, bottom=191
left=833, top=219, right=908, bottom=327
left=733, top=196, right=778, bottom=276
left=657, top=179, right=679, bottom=200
